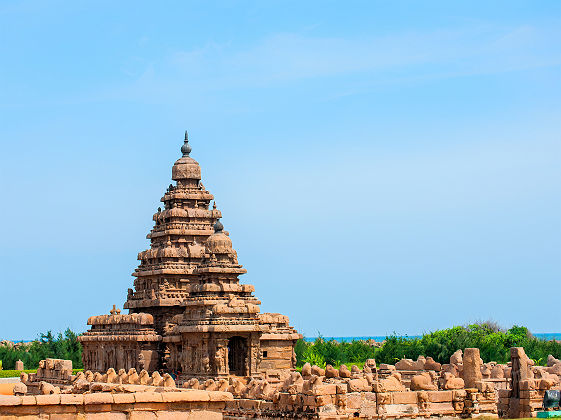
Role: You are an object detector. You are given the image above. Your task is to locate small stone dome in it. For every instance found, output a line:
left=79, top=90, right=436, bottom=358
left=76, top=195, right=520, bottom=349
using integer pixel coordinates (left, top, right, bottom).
left=172, top=156, right=201, bottom=181
left=205, top=220, right=233, bottom=255
left=172, top=131, right=201, bottom=181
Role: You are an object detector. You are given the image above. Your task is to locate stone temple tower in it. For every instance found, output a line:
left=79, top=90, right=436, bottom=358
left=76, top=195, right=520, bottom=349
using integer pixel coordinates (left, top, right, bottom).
left=79, top=132, right=301, bottom=379
left=124, top=131, right=222, bottom=333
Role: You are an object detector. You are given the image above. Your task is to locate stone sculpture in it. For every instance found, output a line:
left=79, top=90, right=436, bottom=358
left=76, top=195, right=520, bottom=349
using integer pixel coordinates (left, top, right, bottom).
left=440, top=372, right=465, bottom=389
left=410, top=371, right=438, bottom=390
left=301, top=362, right=312, bottom=377
left=311, top=365, right=325, bottom=376
left=325, top=364, right=339, bottom=378
left=374, top=372, right=405, bottom=392
left=339, top=364, right=351, bottom=378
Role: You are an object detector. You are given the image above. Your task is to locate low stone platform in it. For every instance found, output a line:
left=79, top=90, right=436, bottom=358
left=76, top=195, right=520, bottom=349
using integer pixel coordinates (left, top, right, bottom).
left=0, top=389, right=232, bottom=419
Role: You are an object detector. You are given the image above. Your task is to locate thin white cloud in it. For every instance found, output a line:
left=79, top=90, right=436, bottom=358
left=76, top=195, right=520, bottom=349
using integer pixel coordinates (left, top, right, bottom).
left=9, top=21, right=558, bottom=107
left=90, top=21, right=561, bottom=104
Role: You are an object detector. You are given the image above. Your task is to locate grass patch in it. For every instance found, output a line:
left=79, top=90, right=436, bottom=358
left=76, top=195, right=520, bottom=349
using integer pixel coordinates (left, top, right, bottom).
left=0, top=369, right=83, bottom=378
left=0, top=370, right=36, bottom=378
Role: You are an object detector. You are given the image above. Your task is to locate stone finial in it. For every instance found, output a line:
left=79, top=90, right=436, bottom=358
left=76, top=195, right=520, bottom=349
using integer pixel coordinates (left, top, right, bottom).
left=181, top=130, right=192, bottom=156
left=214, top=219, right=224, bottom=233
left=109, top=305, right=121, bottom=315
left=213, top=201, right=217, bottom=210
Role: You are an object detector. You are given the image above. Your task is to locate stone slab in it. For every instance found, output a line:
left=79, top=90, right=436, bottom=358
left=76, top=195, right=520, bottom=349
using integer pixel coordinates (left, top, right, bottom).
left=392, top=391, right=418, bottom=404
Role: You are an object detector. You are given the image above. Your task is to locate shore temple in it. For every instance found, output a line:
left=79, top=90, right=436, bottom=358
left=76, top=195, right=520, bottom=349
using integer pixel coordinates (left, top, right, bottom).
left=78, top=131, right=301, bottom=380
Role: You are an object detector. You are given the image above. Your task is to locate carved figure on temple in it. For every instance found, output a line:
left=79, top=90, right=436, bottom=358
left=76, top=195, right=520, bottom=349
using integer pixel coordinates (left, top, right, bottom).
left=214, top=346, right=226, bottom=373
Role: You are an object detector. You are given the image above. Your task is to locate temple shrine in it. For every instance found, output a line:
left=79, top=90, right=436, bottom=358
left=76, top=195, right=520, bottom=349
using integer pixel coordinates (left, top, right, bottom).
left=79, top=131, right=301, bottom=380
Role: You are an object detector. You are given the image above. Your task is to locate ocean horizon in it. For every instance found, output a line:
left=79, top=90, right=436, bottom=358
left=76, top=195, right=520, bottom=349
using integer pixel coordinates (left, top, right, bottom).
left=304, top=333, right=561, bottom=342
left=6, top=333, right=561, bottom=343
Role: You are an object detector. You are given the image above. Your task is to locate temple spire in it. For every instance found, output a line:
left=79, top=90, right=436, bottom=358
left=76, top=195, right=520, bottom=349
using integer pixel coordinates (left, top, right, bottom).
left=181, top=130, right=191, bottom=156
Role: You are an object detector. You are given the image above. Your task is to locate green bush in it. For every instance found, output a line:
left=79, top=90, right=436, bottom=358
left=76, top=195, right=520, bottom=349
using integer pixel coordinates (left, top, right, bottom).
left=0, top=329, right=83, bottom=370
left=296, top=324, right=561, bottom=367
left=296, top=335, right=377, bottom=368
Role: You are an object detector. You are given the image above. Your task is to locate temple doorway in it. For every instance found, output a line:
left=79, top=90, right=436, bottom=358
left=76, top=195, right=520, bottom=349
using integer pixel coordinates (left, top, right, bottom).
left=228, top=336, right=247, bottom=376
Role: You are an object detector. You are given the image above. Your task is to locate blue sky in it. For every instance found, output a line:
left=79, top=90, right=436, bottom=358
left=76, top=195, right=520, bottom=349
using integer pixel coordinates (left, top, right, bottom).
left=0, top=1, right=560, bottom=340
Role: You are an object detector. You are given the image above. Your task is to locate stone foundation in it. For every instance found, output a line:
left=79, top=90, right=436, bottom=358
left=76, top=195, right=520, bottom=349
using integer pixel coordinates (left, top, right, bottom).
left=0, top=390, right=230, bottom=419
left=11, top=342, right=561, bottom=419
left=219, top=389, right=498, bottom=418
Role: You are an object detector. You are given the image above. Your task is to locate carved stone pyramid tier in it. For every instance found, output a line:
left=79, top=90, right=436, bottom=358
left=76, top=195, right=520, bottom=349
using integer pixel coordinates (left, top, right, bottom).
left=124, top=132, right=222, bottom=333
left=163, top=219, right=267, bottom=378
left=79, top=132, right=301, bottom=378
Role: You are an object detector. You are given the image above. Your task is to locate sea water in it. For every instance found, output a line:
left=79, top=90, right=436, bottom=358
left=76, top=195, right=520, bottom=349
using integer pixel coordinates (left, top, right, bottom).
left=304, top=333, right=561, bottom=342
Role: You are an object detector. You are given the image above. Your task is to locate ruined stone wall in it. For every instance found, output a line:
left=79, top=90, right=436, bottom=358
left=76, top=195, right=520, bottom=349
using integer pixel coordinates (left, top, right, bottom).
left=259, top=339, right=295, bottom=371
left=179, top=356, right=499, bottom=419
left=497, top=348, right=561, bottom=418
left=27, top=343, right=561, bottom=419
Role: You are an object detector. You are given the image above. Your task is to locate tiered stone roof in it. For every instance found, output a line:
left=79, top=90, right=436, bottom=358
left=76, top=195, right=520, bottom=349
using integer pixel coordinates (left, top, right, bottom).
left=125, top=132, right=221, bottom=321
left=166, top=220, right=265, bottom=335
